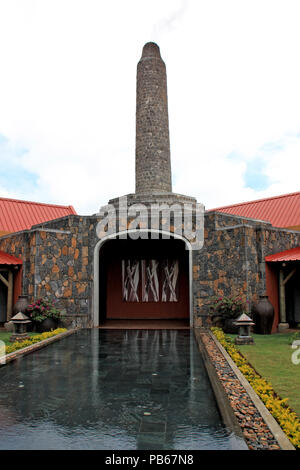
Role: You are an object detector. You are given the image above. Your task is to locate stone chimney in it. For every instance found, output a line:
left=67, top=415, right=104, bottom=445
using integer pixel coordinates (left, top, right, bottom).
left=135, top=42, right=172, bottom=194
left=108, top=42, right=197, bottom=210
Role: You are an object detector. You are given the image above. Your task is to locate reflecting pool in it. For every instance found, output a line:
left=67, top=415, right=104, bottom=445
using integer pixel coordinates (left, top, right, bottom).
left=0, top=329, right=246, bottom=449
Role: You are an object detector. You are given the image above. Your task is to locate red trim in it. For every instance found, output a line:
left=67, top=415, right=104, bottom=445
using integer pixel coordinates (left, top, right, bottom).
left=0, top=250, right=23, bottom=265
left=265, top=246, right=300, bottom=262
left=13, top=267, right=23, bottom=306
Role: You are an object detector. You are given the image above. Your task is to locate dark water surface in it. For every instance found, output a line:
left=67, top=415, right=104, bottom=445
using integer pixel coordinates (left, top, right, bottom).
left=0, top=329, right=246, bottom=450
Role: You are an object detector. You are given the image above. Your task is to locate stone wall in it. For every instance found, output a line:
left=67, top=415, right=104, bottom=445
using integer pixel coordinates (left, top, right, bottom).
left=193, top=215, right=254, bottom=327
left=29, top=215, right=99, bottom=328
left=0, top=215, right=98, bottom=328
left=0, top=210, right=299, bottom=329
left=192, top=212, right=300, bottom=327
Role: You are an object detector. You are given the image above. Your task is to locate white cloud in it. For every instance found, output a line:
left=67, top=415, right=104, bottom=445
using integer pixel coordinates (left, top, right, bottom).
left=0, top=0, right=300, bottom=214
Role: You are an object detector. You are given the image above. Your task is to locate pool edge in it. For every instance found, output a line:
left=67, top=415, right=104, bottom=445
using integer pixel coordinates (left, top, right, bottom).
left=1, top=328, right=80, bottom=367
left=194, top=328, right=249, bottom=450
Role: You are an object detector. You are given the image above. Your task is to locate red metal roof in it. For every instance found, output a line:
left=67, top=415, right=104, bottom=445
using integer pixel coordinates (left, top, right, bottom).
left=208, top=191, right=300, bottom=228
left=0, top=197, right=77, bottom=234
left=0, top=250, right=22, bottom=265
left=265, top=246, right=300, bottom=262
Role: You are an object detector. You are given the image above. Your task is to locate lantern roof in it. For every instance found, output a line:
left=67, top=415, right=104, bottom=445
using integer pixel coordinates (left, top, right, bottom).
left=11, top=312, right=31, bottom=323
left=234, top=313, right=255, bottom=325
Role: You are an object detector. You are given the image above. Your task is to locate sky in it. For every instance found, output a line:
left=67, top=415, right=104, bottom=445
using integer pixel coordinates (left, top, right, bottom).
left=0, top=0, right=300, bottom=215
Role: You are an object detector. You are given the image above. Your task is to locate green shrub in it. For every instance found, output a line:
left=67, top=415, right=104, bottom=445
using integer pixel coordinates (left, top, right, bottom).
left=288, top=331, right=300, bottom=345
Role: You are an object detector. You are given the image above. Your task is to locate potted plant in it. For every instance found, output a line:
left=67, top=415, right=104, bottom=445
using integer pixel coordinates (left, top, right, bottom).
left=26, top=297, right=62, bottom=332
left=209, top=295, right=250, bottom=333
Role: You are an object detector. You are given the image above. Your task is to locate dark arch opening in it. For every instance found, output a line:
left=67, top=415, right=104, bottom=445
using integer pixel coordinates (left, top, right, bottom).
left=98, top=237, right=189, bottom=325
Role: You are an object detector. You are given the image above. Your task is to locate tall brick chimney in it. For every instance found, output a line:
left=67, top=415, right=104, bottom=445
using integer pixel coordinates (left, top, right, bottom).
left=135, top=42, right=172, bottom=194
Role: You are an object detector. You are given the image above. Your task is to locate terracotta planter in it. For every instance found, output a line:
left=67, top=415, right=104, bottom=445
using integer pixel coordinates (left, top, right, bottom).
left=252, top=295, right=274, bottom=334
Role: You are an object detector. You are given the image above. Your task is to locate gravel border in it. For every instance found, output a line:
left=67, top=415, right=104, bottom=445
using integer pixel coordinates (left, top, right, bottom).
left=195, top=329, right=295, bottom=450
left=0, top=328, right=79, bottom=367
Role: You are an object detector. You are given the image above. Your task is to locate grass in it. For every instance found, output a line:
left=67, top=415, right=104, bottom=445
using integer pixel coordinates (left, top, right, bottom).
left=227, top=332, right=300, bottom=417
left=0, top=331, right=39, bottom=346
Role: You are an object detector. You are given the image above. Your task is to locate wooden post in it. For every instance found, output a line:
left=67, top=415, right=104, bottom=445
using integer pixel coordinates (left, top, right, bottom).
left=283, top=267, right=296, bottom=285
left=0, top=273, right=8, bottom=288
left=7, top=270, right=13, bottom=321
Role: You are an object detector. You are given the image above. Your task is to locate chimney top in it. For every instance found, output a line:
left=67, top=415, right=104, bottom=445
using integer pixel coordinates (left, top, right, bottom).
left=141, top=42, right=161, bottom=60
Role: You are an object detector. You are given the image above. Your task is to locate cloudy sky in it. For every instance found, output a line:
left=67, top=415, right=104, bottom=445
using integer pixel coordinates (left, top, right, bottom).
left=0, top=0, right=300, bottom=215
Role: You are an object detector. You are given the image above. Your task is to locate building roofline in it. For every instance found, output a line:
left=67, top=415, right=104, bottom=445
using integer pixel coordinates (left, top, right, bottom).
left=0, top=196, right=77, bottom=213
left=207, top=190, right=300, bottom=212
left=205, top=210, right=273, bottom=225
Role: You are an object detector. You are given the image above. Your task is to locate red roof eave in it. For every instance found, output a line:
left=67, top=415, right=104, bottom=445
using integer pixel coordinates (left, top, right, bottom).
left=0, top=251, right=23, bottom=265
left=265, top=246, right=300, bottom=262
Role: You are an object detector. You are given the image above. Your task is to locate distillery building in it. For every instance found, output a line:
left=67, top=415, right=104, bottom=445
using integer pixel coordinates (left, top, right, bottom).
left=0, top=43, right=299, bottom=332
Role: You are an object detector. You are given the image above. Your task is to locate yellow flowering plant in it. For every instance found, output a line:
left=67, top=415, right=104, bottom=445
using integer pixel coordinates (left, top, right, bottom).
left=5, top=328, right=67, bottom=355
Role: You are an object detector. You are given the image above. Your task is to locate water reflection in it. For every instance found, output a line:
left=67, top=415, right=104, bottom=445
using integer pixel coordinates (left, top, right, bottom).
left=0, top=329, right=245, bottom=450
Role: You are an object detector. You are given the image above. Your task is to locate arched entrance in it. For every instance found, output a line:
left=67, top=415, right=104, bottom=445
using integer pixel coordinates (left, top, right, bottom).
left=93, top=230, right=193, bottom=327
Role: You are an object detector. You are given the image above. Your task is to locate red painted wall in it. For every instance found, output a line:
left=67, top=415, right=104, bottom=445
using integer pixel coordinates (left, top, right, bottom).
left=13, top=266, right=23, bottom=306
left=106, top=257, right=189, bottom=320
left=265, top=262, right=279, bottom=333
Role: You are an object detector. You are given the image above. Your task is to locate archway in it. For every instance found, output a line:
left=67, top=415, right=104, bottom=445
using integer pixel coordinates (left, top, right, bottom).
left=93, top=229, right=193, bottom=327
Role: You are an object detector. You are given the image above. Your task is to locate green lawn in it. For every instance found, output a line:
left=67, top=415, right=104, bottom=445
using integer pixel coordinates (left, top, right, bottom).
left=0, top=331, right=39, bottom=346
left=228, top=333, right=300, bottom=417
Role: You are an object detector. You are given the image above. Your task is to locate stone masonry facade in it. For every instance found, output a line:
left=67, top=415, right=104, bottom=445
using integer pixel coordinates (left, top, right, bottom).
left=193, top=212, right=300, bottom=327
left=1, top=209, right=299, bottom=329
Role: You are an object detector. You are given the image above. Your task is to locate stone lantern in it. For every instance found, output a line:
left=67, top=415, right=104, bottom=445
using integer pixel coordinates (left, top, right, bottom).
left=10, top=312, right=31, bottom=342
left=233, top=313, right=255, bottom=345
